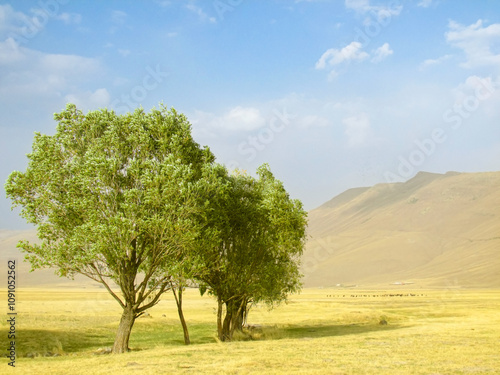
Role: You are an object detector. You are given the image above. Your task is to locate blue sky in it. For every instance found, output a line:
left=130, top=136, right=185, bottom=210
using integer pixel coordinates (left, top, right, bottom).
left=1, top=0, right=500, bottom=229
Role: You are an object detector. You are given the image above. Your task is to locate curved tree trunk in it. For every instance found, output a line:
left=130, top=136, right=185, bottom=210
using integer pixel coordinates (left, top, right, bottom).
left=112, top=305, right=136, bottom=353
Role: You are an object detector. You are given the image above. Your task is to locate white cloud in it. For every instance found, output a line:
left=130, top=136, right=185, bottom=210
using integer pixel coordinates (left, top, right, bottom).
left=449, top=75, right=500, bottom=128
left=342, top=113, right=372, bottom=147
left=417, top=0, right=433, bottom=8
left=0, top=4, right=82, bottom=42
left=316, top=41, right=369, bottom=69
left=54, top=12, right=82, bottom=25
left=371, top=42, right=393, bottom=63
left=192, top=106, right=267, bottom=133
left=419, top=54, right=451, bottom=70
left=223, top=106, right=266, bottom=131
left=0, top=4, right=49, bottom=42
left=0, top=38, right=25, bottom=64
left=452, top=75, right=498, bottom=104
left=446, top=19, right=500, bottom=68
left=65, top=88, right=111, bottom=110
left=0, top=38, right=102, bottom=98
left=186, top=4, right=216, bottom=24
left=345, top=0, right=402, bottom=23
left=316, top=41, right=392, bottom=79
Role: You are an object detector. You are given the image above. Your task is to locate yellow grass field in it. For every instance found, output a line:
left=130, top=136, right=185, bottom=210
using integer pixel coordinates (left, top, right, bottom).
left=1, top=287, right=499, bottom=374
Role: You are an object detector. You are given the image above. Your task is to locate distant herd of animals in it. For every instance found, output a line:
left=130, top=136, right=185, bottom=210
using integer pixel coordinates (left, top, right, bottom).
left=325, top=293, right=426, bottom=298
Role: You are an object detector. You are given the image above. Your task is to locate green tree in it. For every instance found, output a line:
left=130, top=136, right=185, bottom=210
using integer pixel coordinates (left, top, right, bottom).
left=5, top=104, right=214, bottom=353
left=195, top=164, right=308, bottom=341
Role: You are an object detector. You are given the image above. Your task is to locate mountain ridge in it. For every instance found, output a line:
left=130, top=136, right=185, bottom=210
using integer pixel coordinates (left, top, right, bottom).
left=1, top=171, right=499, bottom=289
left=303, top=171, right=500, bottom=288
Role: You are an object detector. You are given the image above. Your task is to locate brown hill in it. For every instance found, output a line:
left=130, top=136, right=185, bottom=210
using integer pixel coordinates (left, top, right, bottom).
left=2, top=171, right=499, bottom=289
left=302, top=171, right=500, bottom=288
left=0, top=229, right=98, bottom=288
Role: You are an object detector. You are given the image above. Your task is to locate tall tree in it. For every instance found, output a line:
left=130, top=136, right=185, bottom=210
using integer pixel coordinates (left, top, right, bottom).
left=5, top=104, right=214, bottom=353
left=195, top=164, right=308, bottom=341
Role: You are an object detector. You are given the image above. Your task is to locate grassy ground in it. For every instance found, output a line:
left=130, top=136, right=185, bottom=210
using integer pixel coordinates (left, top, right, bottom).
left=1, top=287, right=499, bottom=374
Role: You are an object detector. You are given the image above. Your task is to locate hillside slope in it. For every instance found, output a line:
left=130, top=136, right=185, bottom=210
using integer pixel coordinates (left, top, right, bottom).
left=302, top=171, right=500, bottom=288
left=2, top=171, right=499, bottom=289
left=0, top=229, right=98, bottom=288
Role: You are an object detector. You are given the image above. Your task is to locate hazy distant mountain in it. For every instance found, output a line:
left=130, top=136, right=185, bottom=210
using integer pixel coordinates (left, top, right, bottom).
left=302, top=171, right=500, bottom=288
left=2, top=171, right=499, bottom=289
left=0, top=229, right=97, bottom=288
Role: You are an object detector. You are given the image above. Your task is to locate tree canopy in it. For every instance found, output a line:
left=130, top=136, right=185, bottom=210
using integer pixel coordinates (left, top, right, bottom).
left=5, top=104, right=215, bottom=353
left=5, top=103, right=308, bottom=351
left=194, top=164, right=308, bottom=341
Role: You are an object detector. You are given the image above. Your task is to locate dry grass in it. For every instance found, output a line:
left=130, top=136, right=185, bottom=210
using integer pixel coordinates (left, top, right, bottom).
left=1, top=287, right=499, bottom=374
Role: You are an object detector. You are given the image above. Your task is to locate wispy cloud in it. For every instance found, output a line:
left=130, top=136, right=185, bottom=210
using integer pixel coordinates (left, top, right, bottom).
left=417, top=0, right=434, bottom=8
left=316, top=41, right=369, bottom=69
left=371, top=42, right=393, bottom=63
left=192, top=106, right=266, bottom=133
left=0, top=38, right=103, bottom=99
left=0, top=4, right=70, bottom=40
left=345, top=0, right=402, bottom=23
left=54, top=12, right=82, bottom=25
left=186, top=4, right=216, bottom=24
left=446, top=19, right=500, bottom=68
left=65, top=88, right=110, bottom=110
left=419, top=54, right=451, bottom=70
left=316, top=41, right=393, bottom=79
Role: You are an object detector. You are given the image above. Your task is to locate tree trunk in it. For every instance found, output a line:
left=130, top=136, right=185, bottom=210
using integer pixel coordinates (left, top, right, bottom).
left=172, top=286, right=190, bottom=345
left=112, top=305, right=136, bottom=353
left=235, top=299, right=247, bottom=332
left=222, top=305, right=232, bottom=341
left=217, top=296, right=224, bottom=341
left=230, top=298, right=246, bottom=337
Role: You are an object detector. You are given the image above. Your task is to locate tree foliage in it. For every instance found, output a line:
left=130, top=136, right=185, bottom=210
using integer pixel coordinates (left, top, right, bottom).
left=5, top=104, right=214, bottom=353
left=194, top=164, right=308, bottom=341
left=5, top=103, right=308, bottom=349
